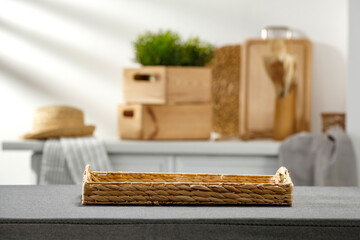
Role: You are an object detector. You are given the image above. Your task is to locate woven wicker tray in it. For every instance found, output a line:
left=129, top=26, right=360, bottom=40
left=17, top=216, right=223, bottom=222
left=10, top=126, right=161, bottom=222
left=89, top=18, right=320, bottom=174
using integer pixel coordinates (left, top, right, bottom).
left=82, top=165, right=293, bottom=206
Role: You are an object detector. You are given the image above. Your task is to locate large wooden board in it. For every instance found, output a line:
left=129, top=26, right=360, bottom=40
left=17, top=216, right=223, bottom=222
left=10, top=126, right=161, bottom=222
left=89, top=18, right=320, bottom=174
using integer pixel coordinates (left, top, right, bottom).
left=239, top=39, right=312, bottom=139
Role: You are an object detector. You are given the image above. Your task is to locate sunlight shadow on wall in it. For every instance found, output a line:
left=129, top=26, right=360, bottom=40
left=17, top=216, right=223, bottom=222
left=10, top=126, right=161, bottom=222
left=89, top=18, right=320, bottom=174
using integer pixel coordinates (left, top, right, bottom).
left=0, top=55, right=115, bottom=128
left=0, top=19, right=123, bottom=79
left=15, top=0, right=139, bottom=39
left=0, top=56, right=62, bottom=100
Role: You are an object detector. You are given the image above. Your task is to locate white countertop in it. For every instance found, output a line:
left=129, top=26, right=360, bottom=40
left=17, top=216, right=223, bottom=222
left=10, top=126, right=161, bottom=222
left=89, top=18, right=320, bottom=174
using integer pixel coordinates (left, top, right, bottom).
left=2, top=140, right=280, bottom=156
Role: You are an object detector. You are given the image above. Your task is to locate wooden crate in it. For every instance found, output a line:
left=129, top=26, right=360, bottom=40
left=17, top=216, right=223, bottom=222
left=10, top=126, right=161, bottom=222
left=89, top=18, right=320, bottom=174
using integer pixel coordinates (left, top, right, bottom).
left=239, top=39, right=312, bottom=139
left=118, top=103, right=212, bottom=140
left=123, top=66, right=211, bottom=104
left=82, top=165, right=293, bottom=205
left=321, top=113, right=345, bottom=132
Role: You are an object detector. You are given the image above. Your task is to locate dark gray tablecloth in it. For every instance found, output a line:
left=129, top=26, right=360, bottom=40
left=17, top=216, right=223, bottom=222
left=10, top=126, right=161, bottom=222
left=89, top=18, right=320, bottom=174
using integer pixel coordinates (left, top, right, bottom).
left=1, top=186, right=359, bottom=239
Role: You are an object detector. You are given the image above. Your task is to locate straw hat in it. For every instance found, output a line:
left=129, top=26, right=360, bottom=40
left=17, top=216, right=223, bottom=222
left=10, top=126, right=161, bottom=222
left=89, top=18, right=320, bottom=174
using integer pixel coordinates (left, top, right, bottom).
left=23, top=105, right=95, bottom=139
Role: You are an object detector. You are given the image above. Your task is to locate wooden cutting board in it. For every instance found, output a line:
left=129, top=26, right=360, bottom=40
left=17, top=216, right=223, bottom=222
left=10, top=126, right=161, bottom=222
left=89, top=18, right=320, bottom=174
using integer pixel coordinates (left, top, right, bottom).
left=239, top=39, right=312, bottom=140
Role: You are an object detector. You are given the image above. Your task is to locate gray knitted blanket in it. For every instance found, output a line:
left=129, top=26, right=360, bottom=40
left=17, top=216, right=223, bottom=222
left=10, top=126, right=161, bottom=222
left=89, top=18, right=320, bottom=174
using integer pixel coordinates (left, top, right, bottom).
left=279, top=127, right=358, bottom=186
left=40, top=137, right=112, bottom=185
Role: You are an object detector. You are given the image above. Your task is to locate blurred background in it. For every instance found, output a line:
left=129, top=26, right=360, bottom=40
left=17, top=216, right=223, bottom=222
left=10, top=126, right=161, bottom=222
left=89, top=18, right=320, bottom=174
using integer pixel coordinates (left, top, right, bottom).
left=0, top=0, right=357, bottom=184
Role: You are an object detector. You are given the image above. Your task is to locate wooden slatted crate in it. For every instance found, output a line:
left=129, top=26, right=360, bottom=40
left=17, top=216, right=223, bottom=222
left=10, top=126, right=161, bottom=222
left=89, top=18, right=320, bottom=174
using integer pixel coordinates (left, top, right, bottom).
left=123, top=66, right=211, bottom=105
left=118, top=103, right=212, bottom=140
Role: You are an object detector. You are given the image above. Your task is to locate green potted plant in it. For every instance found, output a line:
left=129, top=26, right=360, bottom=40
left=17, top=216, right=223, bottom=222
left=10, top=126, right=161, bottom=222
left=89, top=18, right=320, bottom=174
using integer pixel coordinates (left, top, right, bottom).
left=123, top=30, right=214, bottom=105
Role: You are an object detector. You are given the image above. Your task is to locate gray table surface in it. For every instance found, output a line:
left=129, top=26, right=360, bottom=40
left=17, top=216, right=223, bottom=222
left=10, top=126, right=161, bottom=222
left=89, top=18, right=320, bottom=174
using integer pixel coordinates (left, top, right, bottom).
left=1, top=186, right=360, bottom=222
left=1, top=186, right=360, bottom=239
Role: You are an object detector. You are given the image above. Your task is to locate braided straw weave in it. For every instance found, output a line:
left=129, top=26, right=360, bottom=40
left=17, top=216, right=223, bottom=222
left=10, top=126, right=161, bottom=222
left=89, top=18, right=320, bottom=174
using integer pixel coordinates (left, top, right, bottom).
left=82, top=165, right=293, bottom=206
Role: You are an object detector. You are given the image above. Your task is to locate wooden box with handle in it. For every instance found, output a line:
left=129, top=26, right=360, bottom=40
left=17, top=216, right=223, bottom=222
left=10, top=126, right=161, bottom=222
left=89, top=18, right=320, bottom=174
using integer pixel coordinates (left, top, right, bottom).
left=118, top=103, right=212, bottom=140
left=123, top=66, right=212, bottom=105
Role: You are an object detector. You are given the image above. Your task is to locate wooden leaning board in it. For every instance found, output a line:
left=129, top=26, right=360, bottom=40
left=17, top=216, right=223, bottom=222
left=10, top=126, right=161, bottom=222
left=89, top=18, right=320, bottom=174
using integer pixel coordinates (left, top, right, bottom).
left=239, top=39, right=312, bottom=139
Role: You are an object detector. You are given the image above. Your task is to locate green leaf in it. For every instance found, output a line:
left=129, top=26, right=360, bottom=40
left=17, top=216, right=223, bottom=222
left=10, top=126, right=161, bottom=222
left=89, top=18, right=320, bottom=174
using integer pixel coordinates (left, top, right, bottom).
left=133, top=30, right=214, bottom=66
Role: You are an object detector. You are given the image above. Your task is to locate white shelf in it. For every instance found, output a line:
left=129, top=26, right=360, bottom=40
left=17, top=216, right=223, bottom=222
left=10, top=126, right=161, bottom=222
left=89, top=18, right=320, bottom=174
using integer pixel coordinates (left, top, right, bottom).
left=2, top=140, right=280, bottom=156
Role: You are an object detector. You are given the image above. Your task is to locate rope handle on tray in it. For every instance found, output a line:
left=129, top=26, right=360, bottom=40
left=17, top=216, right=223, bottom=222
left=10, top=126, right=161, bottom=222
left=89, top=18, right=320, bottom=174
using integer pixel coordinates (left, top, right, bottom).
left=273, top=166, right=292, bottom=184
left=83, top=164, right=92, bottom=183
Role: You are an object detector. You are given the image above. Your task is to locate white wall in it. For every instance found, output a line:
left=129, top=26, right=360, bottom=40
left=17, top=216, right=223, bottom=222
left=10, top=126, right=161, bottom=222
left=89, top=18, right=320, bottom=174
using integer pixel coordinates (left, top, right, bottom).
left=347, top=0, right=360, bottom=185
left=0, top=0, right=348, bottom=184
